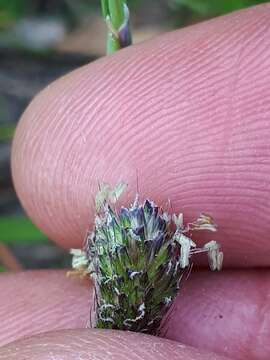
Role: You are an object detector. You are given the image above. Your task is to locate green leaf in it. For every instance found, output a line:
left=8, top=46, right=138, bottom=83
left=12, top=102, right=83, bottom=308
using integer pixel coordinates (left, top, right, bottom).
left=0, top=217, right=47, bottom=244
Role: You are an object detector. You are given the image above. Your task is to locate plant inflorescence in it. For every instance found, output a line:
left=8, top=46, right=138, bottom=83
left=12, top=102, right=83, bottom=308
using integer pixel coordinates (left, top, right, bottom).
left=70, top=183, right=223, bottom=334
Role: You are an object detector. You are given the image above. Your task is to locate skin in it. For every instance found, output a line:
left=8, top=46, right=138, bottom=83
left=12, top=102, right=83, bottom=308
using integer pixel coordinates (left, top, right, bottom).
left=0, top=329, right=229, bottom=360
left=2, top=4, right=270, bottom=360
left=12, top=4, right=270, bottom=268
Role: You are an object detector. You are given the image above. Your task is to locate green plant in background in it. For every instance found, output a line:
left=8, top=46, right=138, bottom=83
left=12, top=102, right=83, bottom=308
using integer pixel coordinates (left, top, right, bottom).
left=0, top=0, right=269, bottom=38
left=0, top=0, right=27, bottom=28
left=101, top=0, right=132, bottom=54
left=0, top=124, right=15, bottom=141
left=172, top=0, right=270, bottom=17
left=0, top=217, right=47, bottom=244
left=0, top=217, right=47, bottom=271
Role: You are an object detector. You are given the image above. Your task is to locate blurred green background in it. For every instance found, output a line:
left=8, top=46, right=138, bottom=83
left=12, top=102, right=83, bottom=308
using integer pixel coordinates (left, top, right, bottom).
left=0, top=0, right=268, bottom=271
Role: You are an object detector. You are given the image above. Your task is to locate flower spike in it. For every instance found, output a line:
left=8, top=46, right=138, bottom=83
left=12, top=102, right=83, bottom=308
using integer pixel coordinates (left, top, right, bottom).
left=70, top=183, right=223, bottom=334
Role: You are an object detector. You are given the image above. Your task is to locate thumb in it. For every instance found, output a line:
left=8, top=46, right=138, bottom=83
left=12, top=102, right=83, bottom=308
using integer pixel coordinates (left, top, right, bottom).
left=0, top=329, right=230, bottom=360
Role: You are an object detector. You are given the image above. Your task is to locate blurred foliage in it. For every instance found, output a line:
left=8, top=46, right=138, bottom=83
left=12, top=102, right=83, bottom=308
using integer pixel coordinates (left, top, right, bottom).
left=172, top=0, right=270, bottom=17
left=0, top=1, right=29, bottom=28
left=0, top=0, right=92, bottom=29
left=0, top=0, right=140, bottom=28
left=0, top=124, right=15, bottom=140
left=0, top=0, right=268, bottom=36
left=0, top=217, right=47, bottom=244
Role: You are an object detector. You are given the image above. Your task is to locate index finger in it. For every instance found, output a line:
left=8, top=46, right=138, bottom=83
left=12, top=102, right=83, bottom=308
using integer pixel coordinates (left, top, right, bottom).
left=11, top=4, right=270, bottom=267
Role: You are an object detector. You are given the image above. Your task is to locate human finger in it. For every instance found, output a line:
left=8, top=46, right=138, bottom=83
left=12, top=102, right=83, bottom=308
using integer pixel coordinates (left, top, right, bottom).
left=0, top=328, right=230, bottom=360
left=0, top=270, right=90, bottom=347
left=11, top=5, right=270, bottom=267
left=0, top=270, right=269, bottom=360
left=161, top=269, right=270, bottom=360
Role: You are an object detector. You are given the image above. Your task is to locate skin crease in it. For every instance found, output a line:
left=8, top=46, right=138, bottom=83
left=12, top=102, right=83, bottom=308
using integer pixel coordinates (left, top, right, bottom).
left=0, top=329, right=229, bottom=360
left=3, top=3, right=269, bottom=360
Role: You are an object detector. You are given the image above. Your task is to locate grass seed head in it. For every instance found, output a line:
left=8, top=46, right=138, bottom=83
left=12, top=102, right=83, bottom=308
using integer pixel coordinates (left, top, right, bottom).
left=70, top=182, right=223, bottom=334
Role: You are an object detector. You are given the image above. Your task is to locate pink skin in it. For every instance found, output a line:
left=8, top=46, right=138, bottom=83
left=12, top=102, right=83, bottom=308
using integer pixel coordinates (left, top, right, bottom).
left=12, top=4, right=270, bottom=268
left=0, top=329, right=229, bottom=360
left=0, top=271, right=91, bottom=347
left=3, top=4, right=270, bottom=360
left=161, top=270, right=270, bottom=360
left=0, top=270, right=270, bottom=360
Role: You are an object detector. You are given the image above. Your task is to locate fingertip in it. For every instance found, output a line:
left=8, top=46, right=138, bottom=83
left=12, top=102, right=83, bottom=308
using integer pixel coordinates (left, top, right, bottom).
left=12, top=5, right=270, bottom=266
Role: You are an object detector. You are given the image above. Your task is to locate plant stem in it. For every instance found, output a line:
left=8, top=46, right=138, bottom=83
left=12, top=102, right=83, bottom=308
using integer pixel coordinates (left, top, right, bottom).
left=101, top=0, right=132, bottom=54
left=109, top=0, right=125, bottom=30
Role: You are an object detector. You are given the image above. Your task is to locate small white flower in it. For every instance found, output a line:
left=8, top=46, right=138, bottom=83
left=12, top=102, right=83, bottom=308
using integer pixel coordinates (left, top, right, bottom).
left=172, top=213, right=184, bottom=229
left=95, top=183, right=111, bottom=210
left=203, top=240, right=223, bottom=271
left=188, top=213, right=217, bottom=232
left=161, top=212, right=171, bottom=223
left=95, top=182, right=127, bottom=210
left=109, top=182, right=127, bottom=203
left=175, top=233, right=196, bottom=268
left=164, top=297, right=172, bottom=305
left=70, top=249, right=89, bottom=270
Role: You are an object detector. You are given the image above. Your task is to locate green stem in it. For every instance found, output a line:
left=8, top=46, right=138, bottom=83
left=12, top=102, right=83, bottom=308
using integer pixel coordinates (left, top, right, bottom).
left=101, top=0, right=131, bottom=54
left=109, top=0, right=125, bottom=30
